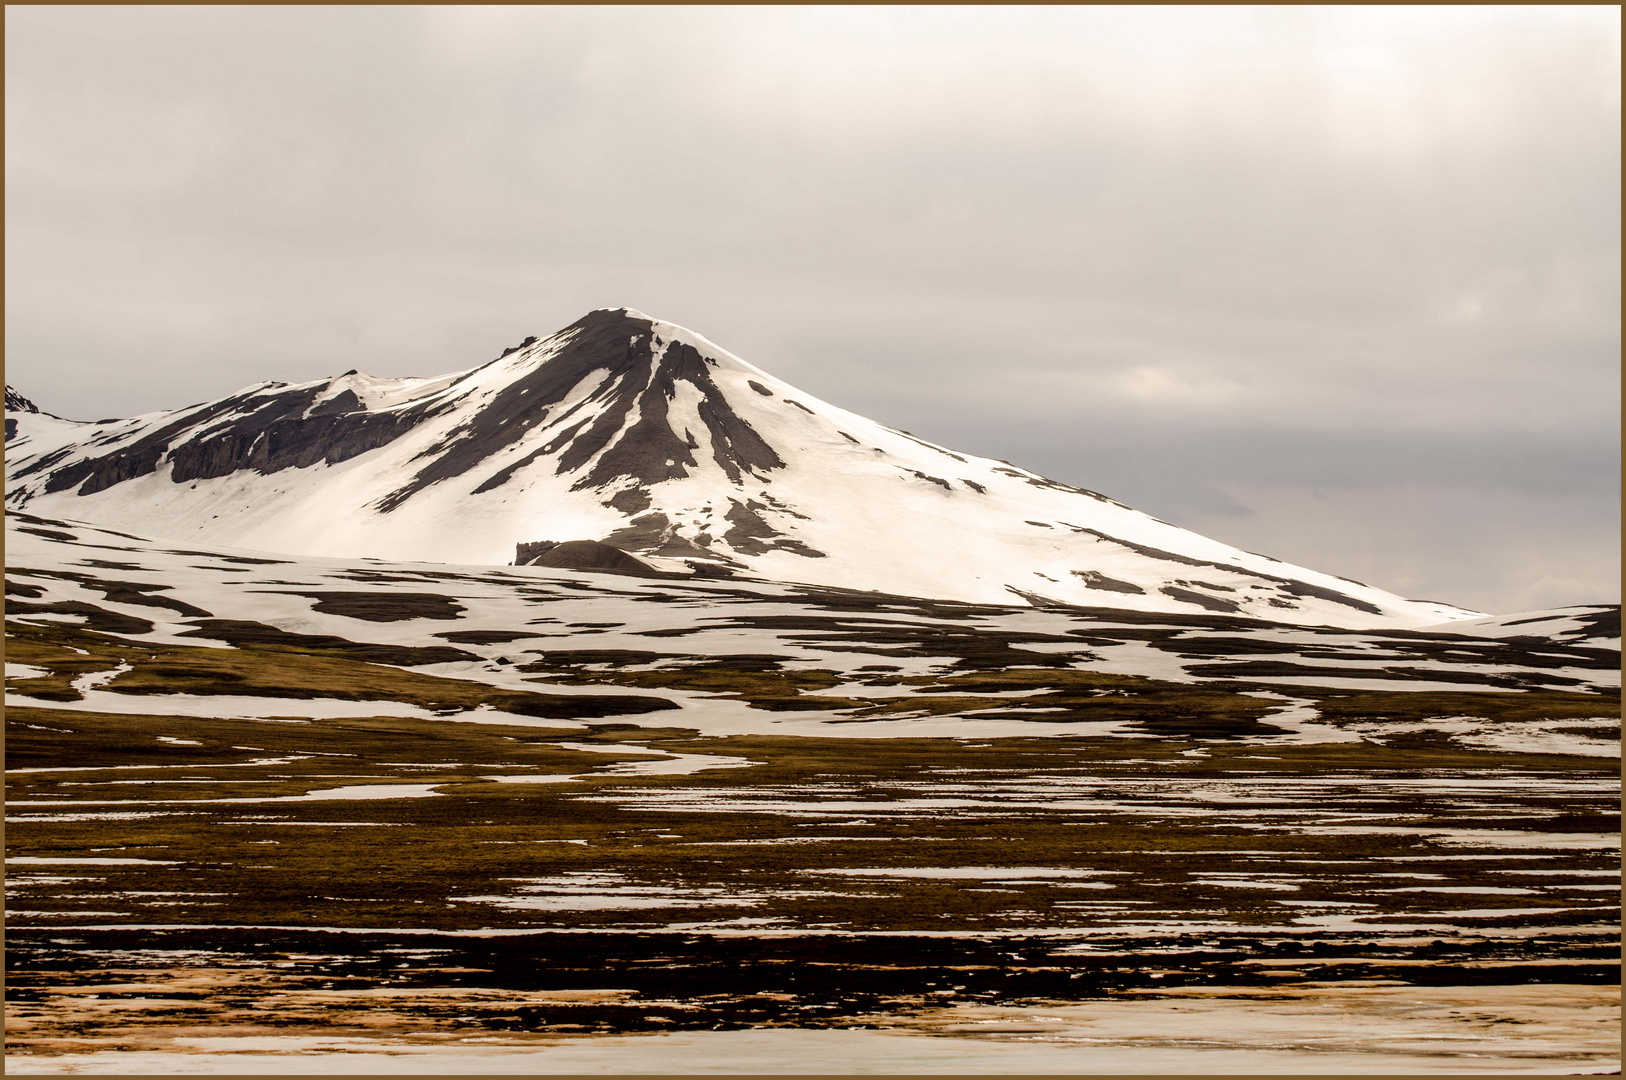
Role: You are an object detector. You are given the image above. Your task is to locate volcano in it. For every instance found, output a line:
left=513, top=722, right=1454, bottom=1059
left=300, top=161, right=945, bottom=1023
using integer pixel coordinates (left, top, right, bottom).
left=4, top=307, right=1479, bottom=628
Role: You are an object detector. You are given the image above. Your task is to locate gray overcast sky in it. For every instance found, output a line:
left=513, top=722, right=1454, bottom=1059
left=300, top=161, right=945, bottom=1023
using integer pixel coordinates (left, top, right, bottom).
left=5, top=6, right=1619, bottom=614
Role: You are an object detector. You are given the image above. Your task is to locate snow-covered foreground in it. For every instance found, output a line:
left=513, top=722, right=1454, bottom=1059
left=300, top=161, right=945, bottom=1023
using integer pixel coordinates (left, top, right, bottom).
left=8, top=984, right=1620, bottom=1075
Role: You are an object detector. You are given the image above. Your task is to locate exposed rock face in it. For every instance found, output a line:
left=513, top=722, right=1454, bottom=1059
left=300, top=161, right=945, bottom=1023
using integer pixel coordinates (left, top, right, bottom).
left=1073, top=570, right=1145, bottom=595
left=412, top=308, right=786, bottom=510
left=514, top=540, right=561, bottom=565
left=722, top=499, right=825, bottom=558
left=6, top=385, right=40, bottom=414
left=26, top=384, right=447, bottom=497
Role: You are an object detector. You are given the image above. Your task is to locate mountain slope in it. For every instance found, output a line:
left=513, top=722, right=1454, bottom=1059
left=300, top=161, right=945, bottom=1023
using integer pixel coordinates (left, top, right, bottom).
left=5, top=307, right=1479, bottom=628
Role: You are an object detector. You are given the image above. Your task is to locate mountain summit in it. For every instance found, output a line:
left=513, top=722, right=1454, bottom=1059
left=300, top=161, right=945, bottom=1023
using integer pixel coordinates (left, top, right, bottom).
left=4, top=308, right=1479, bottom=628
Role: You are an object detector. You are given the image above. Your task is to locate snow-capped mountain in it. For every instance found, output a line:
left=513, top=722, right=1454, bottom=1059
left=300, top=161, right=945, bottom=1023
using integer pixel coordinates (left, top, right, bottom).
left=5, top=307, right=1479, bottom=628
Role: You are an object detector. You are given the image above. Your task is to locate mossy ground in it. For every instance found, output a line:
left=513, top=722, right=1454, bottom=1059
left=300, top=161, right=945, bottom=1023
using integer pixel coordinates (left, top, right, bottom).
left=5, top=612, right=1619, bottom=1045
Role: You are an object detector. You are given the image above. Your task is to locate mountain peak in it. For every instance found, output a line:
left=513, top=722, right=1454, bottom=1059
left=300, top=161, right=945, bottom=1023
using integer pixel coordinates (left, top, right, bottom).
left=5, top=385, right=41, bottom=414
left=384, top=306, right=785, bottom=511
left=599, top=305, right=654, bottom=323
left=2, top=310, right=1485, bottom=629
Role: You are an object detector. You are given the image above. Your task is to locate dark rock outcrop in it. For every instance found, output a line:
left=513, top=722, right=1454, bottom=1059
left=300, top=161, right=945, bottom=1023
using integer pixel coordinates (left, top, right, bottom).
left=516, top=539, right=655, bottom=575
left=31, top=383, right=449, bottom=498
left=6, top=385, right=41, bottom=414
left=1073, top=570, right=1145, bottom=595
left=723, top=499, right=826, bottom=559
